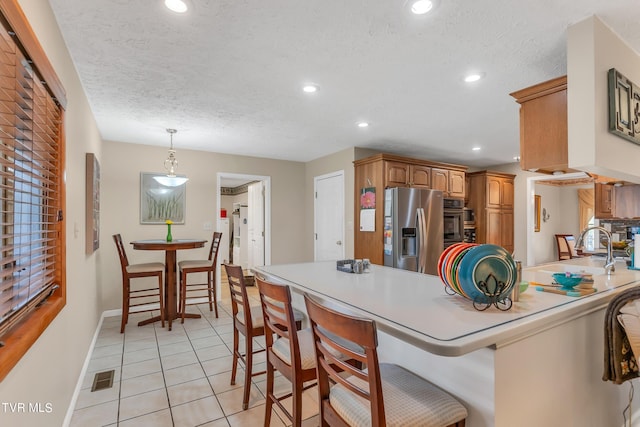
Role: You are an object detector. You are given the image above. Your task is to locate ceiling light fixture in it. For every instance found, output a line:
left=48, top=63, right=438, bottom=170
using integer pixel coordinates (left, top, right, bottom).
left=165, top=0, right=188, bottom=13
left=302, top=84, right=318, bottom=93
left=464, top=73, right=485, bottom=83
left=411, top=0, right=434, bottom=15
left=472, top=146, right=481, bottom=151
left=357, top=122, right=369, bottom=128
left=513, top=156, right=521, bottom=161
left=153, top=129, right=189, bottom=187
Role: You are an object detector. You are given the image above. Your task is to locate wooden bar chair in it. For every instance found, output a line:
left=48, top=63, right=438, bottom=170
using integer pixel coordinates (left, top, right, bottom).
left=113, top=234, right=165, bottom=333
left=178, top=232, right=222, bottom=321
left=555, top=234, right=583, bottom=260
left=256, top=277, right=318, bottom=426
left=304, top=294, right=468, bottom=427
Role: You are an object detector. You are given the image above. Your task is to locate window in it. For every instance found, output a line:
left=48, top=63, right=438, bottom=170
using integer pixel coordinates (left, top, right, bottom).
left=0, top=0, right=67, bottom=381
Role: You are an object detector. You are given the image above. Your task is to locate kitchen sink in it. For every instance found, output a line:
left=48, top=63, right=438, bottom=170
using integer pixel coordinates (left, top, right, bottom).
left=524, top=263, right=606, bottom=276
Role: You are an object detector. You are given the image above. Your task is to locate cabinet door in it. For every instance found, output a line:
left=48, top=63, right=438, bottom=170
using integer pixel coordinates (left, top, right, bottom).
left=487, top=176, right=502, bottom=208
left=410, top=165, right=431, bottom=188
left=501, top=210, right=514, bottom=253
left=595, top=183, right=614, bottom=219
left=384, top=161, right=409, bottom=187
left=448, top=170, right=465, bottom=198
left=501, top=179, right=515, bottom=209
left=486, top=209, right=502, bottom=245
left=431, top=168, right=449, bottom=193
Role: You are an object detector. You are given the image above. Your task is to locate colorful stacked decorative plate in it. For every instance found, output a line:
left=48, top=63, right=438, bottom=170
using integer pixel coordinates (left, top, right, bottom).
left=437, top=243, right=517, bottom=307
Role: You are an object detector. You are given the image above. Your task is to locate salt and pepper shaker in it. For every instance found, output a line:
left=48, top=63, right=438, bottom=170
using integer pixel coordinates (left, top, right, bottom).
left=363, top=258, right=371, bottom=273
left=353, top=259, right=364, bottom=274
left=511, top=260, right=522, bottom=302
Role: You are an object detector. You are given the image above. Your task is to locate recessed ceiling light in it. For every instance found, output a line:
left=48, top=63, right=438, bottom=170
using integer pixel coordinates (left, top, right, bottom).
left=472, top=146, right=481, bottom=151
left=464, top=73, right=485, bottom=83
left=302, top=84, right=318, bottom=93
left=411, top=0, right=434, bottom=15
left=165, top=0, right=188, bottom=13
left=357, top=122, right=369, bottom=128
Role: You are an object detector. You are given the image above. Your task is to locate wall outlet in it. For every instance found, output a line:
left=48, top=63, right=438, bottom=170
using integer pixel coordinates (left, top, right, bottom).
left=203, top=221, right=212, bottom=230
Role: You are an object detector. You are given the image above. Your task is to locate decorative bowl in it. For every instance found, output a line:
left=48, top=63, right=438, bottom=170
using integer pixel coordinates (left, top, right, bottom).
left=612, top=241, right=628, bottom=250
left=552, top=272, right=583, bottom=289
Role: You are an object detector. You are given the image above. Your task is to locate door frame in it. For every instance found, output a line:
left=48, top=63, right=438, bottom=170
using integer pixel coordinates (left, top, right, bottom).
left=314, top=170, right=345, bottom=261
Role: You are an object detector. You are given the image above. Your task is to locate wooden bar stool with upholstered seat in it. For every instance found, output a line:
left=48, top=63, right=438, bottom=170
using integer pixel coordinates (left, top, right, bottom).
left=178, top=232, right=222, bottom=321
left=256, top=277, right=319, bottom=426
left=225, top=264, right=304, bottom=411
left=113, top=234, right=165, bottom=333
left=304, top=294, right=468, bottom=427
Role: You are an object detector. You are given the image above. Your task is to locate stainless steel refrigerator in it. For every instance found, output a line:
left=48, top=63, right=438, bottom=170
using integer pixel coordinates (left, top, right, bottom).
left=383, top=187, right=443, bottom=275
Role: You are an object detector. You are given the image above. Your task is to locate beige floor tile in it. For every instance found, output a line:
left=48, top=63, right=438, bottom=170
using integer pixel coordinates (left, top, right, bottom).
left=171, top=395, right=225, bottom=427
left=226, top=403, right=286, bottom=427
left=120, top=371, right=165, bottom=398
left=270, top=389, right=319, bottom=425
left=158, top=340, right=193, bottom=357
left=207, top=370, right=244, bottom=394
left=69, top=400, right=118, bottom=427
left=90, top=342, right=123, bottom=359
left=161, top=349, right=198, bottom=370
left=301, top=414, right=321, bottom=427
left=124, top=337, right=158, bottom=353
left=122, top=346, right=159, bottom=365
left=217, top=383, right=265, bottom=416
left=191, top=334, right=225, bottom=349
left=87, top=353, right=122, bottom=372
left=118, top=388, right=169, bottom=422
left=167, top=377, right=214, bottom=406
left=156, top=329, right=189, bottom=346
left=186, top=326, right=218, bottom=340
left=117, top=408, right=174, bottom=427
left=94, top=333, right=124, bottom=348
left=121, top=357, right=162, bottom=380
left=163, top=362, right=206, bottom=387
left=199, top=417, right=232, bottom=427
left=196, top=343, right=232, bottom=362
left=201, top=354, right=234, bottom=376
left=74, top=381, right=120, bottom=410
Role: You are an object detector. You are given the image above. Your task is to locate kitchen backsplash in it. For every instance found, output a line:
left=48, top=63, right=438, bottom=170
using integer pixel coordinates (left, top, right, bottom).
left=599, top=219, right=640, bottom=241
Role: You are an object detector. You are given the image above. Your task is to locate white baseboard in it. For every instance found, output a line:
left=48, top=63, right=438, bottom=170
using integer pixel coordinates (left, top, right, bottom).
left=62, top=311, right=112, bottom=427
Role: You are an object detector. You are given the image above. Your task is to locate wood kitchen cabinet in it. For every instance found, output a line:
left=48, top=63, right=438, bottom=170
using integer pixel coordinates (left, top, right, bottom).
left=466, top=171, right=515, bottom=253
left=354, top=153, right=467, bottom=265
left=510, top=76, right=576, bottom=175
left=595, top=183, right=614, bottom=219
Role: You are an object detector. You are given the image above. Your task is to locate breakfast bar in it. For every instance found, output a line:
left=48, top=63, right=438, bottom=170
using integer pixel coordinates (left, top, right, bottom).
left=254, top=257, right=640, bottom=427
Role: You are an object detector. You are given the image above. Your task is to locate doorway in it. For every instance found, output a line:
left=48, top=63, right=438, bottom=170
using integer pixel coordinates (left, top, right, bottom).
left=216, top=172, right=271, bottom=294
left=314, top=170, right=345, bottom=261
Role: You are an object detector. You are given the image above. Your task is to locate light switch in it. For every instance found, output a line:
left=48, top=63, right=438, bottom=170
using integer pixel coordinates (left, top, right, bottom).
left=203, top=221, right=212, bottom=230
left=74, top=222, right=79, bottom=238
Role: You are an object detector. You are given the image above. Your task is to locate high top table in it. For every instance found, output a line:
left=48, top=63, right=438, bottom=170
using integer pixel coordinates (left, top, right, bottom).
left=131, top=239, right=207, bottom=330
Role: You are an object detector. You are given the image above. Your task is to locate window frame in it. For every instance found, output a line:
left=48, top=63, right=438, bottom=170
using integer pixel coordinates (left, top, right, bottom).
left=0, top=0, right=67, bottom=382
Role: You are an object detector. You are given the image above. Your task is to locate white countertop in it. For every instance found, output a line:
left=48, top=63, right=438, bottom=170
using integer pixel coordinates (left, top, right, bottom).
left=254, top=257, right=640, bottom=356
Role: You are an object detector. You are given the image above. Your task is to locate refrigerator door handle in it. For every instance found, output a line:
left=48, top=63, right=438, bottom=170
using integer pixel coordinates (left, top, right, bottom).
left=416, top=208, right=427, bottom=273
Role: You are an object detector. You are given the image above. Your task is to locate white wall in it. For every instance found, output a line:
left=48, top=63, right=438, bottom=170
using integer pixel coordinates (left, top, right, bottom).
left=568, top=16, right=640, bottom=183
left=0, top=2, right=104, bottom=426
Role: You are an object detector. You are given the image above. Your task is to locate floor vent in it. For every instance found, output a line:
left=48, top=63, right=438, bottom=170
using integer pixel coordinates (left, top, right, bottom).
left=91, top=370, right=115, bottom=392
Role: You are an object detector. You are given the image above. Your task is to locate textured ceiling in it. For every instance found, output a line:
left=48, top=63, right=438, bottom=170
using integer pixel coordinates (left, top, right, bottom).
left=48, top=0, right=640, bottom=167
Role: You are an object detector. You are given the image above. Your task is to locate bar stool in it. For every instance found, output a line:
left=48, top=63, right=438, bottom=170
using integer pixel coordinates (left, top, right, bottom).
left=256, top=277, right=318, bottom=425
left=113, top=234, right=165, bottom=333
left=178, top=232, right=222, bottom=321
left=304, top=294, right=468, bottom=427
left=225, top=265, right=305, bottom=411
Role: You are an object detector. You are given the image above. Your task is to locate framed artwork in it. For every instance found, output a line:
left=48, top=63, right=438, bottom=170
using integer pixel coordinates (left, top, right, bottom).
left=85, top=153, right=100, bottom=253
left=608, top=68, right=640, bottom=145
left=140, top=172, right=186, bottom=224
left=534, top=195, right=541, bottom=233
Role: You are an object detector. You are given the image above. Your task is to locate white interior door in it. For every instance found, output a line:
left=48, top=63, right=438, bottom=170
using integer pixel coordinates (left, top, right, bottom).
left=315, top=171, right=345, bottom=261
left=248, top=181, right=265, bottom=269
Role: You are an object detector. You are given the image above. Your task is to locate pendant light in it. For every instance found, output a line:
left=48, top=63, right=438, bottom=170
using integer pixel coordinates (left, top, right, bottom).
left=153, top=128, right=189, bottom=187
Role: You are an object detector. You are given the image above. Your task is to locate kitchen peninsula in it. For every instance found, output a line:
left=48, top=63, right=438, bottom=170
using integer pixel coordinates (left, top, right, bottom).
left=254, top=257, right=640, bottom=427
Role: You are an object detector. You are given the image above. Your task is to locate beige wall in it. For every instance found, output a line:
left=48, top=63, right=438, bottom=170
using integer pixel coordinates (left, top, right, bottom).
left=304, top=147, right=356, bottom=260
left=100, top=140, right=309, bottom=310
left=0, top=1, right=104, bottom=426
left=568, top=16, right=640, bottom=183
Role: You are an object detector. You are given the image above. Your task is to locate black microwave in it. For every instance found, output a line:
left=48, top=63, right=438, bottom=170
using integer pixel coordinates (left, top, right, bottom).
left=463, top=208, right=475, bottom=225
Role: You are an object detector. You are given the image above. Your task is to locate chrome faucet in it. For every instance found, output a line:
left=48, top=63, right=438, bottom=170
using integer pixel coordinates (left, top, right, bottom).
left=575, top=226, right=615, bottom=275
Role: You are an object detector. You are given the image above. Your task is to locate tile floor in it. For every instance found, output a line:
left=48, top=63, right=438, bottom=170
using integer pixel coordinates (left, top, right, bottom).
left=69, top=283, right=321, bottom=426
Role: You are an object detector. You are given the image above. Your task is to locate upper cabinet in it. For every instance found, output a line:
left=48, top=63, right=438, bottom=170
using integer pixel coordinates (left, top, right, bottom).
left=594, top=183, right=614, bottom=219
left=510, top=76, right=577, bottom=175
left=354, top=153, right=467, bottom=264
